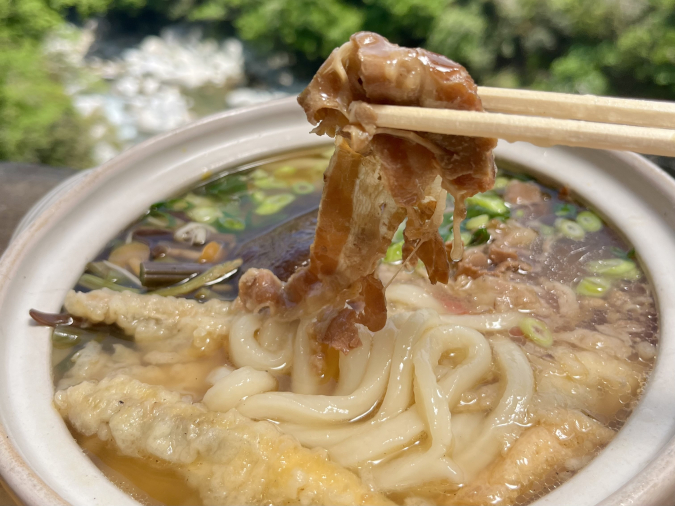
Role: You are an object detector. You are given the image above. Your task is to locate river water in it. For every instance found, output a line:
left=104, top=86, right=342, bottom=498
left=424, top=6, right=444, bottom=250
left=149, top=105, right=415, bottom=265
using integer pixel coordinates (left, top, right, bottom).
left=44, top=22, right=306, bottom=165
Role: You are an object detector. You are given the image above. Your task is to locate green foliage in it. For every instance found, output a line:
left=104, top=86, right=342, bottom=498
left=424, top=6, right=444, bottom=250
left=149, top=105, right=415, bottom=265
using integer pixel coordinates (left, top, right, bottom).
left=0, top=0, right=96, bottom=167
left=176, top=0, right=675, bottom=98
left=2, top=0, right=675, bottom=166
left=0, top=39, right=93, bottom=167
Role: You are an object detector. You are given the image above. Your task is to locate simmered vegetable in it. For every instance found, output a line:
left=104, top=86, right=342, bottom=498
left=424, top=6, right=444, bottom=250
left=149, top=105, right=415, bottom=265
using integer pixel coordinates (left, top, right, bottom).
left=585, top=258, right=640, bottom=280
left=576, top=276, right=613, bottom=297
left=576, top=211, right=603, bottom=232
left=555, top=218, right=585, bottom=241
left=519, top=317, right=553, bottom=347
left=149, top=259, right=243, bottom=297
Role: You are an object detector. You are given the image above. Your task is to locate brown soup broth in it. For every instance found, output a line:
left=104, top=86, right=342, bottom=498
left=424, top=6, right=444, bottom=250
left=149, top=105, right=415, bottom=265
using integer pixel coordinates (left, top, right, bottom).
left=52, top=151, right=658, bottom=506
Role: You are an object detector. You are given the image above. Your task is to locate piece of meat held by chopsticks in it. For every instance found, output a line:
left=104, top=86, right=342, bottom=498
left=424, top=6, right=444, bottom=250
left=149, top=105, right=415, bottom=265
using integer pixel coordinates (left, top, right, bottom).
left=238, top=31, right=497, bottom=353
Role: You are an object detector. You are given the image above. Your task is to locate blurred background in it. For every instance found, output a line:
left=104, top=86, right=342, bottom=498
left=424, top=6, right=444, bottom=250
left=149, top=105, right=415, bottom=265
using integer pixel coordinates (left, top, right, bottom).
left=2, top=0, right=675, bottom=169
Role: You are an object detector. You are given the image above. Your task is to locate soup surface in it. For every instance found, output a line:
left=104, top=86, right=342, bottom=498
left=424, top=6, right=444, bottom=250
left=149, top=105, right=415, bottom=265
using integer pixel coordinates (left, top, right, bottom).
left=45, top=148, right=657, bottom=506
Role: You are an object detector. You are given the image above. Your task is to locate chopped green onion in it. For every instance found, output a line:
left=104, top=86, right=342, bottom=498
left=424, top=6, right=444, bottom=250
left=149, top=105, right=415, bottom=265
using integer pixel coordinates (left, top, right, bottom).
left=205, top=176, right=247, bottom=197
left=77, top=274, right=140, bottom=293
left=576, top=277, right=613, bottom=297
left=274, top=165, right=297, bottom=177
left=539, top=224, right=555, bottom=236
left=151, top=198, right=192, bottom=212
left=449, top=231, right=474, bottom=245
left=585, top=258, right=641, bottom=280
left=466, top=193, right=509, bottom=218
left=519, top=318, right=553, bottom=347
left=554, top=203, right=577, bottom=218
left=493, top=176, right=510, bottom=191
left=169, top=199, right=192, bottom=211
left=52, top=325, right=112, bottom=349
left=465, top=214, right=489, bottom=231
left=393, top=221, right=406, bottom=243
left=187, top=206, right=222, bottom=224
left=385, top=242, right=403, bottom=263
left=251, top=191, right=266, bottom=204
left=184, top=193, right=216, bottom=207
left=469, top=227, right=490, bottom=246
left=514, top=209, right=525, bottom=218
left=250, top=168, right=267, bottom=179
left=576, top=211, right=603, bottom=232
left=555, top=218, right=585, bottom=241
left=254, top=177, right=288, bottom=190
left=292, top=181, right=315, bottom=194
left=149, top=259, right=243, bottom=297
left=255, top=193, right=296, bottom=215
left=218, top=217, right=245, bottom=231
left=52, top=326, right=83, bottom=349
left=147, top=210, right=176, bottom=228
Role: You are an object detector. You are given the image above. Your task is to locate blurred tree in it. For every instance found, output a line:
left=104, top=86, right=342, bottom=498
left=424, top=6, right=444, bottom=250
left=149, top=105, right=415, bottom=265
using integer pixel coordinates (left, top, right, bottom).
left=164, top=0, right=675, bottom=98
left=0, top=0, right=95, bottom=167
left=2, top=0, right=675, bottom=165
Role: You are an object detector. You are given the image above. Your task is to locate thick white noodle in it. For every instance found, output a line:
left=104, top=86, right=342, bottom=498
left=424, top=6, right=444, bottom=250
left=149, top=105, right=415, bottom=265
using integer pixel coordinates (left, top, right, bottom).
left=229, top=314, right=293, bottom=373
left=333, top=330, right=372, bottom=396
left=371, top=326, right=466, bottom=491
left=202, top=366, right=277, bottom=412
left=375, top=310, right=431, bottom=420
left=258, top=317, right=296, bottom=352
left=226, top=307, right=533, bottom=493
left=450, top=412, right=484, bottom=457
left=237, top=325, right=396, bottom=423
left=440, top=312, right=522, bottom=331
left=436, top=325, right=493, bottom=407
left=330, top=324, right=491, bottom=468
left=386, top=284, right=446, bottom=313
left=454, top=336, right=534, bottom=479
left=291, top=318, right=323, bottom=394
left=282, top=311, right=431, bottom=449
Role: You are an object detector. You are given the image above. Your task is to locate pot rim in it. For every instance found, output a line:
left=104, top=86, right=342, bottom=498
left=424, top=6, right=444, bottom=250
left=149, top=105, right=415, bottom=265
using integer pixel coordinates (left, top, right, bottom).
left=1, top=96, right=675, bottom=506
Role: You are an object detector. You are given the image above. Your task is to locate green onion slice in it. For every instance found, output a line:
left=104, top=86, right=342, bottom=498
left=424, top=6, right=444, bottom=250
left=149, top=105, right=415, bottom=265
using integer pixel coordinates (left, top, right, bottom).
left=493, top=177, right=510, bottom=191
left=292, top=181, right=315, bottom=195
left=555, top=218, right=585, bottom=241
left=255, top=193, right=296, bottom=215
left=274, top=165, right=297, bottom=177
left=539, top=224, right=555, bottom=236
left=466, top=193, right=509, bottom=217
left=187, top=206, right=222, bottom=224
left=554, top=203, right=577, bottom=218
left=251, top=190, right=266, bottom=204
left=465, top=214, right=489, bottom=231
left=469, top=228, right=490, bottom=246
left=218, top=217, right=246, bottom=231
left=519, top=317, right=553, bottom=347
left=385, top=242, right=403, bottom=263
left=576, top=211, right=603, bottom=232
left=254, top=177, right=288, bottom=190
left=576, top=276, right=613, bottom=297
left=585, top=258, right=640, bottom=280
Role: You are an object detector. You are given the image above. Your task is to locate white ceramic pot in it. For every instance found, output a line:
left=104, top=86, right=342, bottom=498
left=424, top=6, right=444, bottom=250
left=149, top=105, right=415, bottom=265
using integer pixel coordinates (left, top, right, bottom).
left=1, top=97, right=675, bottom=506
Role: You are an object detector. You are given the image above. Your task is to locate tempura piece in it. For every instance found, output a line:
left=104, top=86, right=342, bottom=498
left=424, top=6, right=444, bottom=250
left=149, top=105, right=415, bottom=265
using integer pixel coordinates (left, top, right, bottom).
left=239, top=32, right=497, bottom=352
left=444, top=409, right=614, bottom=505
left=55, top=375, right=393, bottom=506
left=64, top=289, right=233, bottom=353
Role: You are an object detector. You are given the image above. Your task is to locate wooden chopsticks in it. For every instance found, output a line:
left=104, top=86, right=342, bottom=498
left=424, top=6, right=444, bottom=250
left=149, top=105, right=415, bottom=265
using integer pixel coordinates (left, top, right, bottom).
left=363, top=88, right=675, bottom=157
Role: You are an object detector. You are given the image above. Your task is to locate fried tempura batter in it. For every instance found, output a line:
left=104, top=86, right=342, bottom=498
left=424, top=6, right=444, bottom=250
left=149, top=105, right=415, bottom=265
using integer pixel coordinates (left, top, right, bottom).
left=56, top=375, right=393, bottom=506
